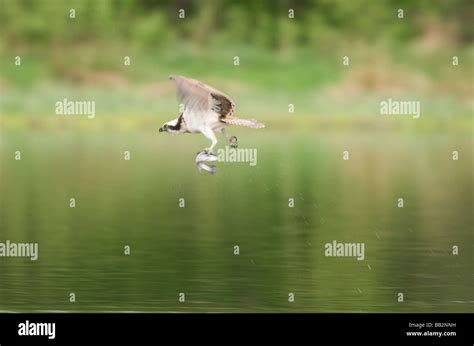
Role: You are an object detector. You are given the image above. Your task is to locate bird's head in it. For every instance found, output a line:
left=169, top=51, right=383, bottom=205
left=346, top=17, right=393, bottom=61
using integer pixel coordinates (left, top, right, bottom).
left=159, top=116, right=184, bottom=134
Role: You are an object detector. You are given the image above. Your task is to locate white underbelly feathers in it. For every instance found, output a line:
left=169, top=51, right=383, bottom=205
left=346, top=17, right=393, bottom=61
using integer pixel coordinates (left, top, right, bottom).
left=184, top=109, right=222, bottom=133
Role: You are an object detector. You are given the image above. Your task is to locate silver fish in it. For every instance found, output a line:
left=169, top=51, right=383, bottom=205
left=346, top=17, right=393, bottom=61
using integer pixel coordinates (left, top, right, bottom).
left=195, top=151, right=218, bottom=174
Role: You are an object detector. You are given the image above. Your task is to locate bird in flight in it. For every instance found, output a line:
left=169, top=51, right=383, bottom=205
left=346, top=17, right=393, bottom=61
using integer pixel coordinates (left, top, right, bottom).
left=160, top=75, right=265, bottom=158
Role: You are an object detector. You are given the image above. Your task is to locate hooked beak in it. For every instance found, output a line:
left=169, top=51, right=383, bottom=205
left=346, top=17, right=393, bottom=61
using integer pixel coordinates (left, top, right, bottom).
left=159, top=127, right=165, bottom=133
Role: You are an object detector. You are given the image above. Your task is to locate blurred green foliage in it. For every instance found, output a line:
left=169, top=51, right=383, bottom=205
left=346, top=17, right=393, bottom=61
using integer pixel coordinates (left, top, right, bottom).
left=1, top=0, right=472, bottom=49
left=0, top=0, right=472, bottom=127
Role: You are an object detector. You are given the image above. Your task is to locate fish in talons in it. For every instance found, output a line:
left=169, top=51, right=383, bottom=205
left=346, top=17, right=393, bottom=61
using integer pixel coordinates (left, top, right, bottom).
left=195, top=150, right=217, bottom=174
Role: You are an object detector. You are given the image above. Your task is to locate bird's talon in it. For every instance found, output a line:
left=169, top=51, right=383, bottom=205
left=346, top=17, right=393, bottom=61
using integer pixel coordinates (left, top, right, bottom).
left=229, top=136, right=238, bottom=148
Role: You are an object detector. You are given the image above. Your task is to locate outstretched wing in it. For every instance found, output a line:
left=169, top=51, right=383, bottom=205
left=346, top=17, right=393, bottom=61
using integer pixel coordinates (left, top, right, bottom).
left=169, top=75, right=235, bottom=119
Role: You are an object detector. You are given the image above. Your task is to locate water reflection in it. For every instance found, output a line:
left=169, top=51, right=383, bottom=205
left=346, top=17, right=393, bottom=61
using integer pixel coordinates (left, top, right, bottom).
left=0, top=131, right=472, bottom=312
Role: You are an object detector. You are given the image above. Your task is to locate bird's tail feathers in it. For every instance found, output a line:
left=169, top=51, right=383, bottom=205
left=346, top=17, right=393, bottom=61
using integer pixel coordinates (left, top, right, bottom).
left=223, top=116, right=265, bottom=129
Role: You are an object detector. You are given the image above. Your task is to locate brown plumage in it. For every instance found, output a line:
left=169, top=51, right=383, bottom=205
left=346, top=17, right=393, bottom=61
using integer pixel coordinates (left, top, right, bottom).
left=168, top=75, right=264, bottom=129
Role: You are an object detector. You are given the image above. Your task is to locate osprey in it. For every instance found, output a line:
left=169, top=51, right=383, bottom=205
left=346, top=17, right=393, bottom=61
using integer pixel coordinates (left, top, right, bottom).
left=160, top=75, right=265, bottom=155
